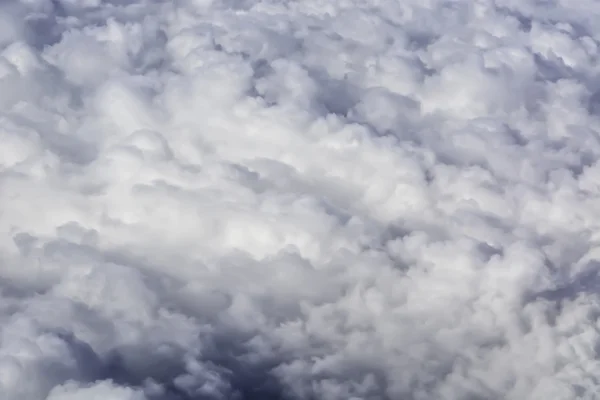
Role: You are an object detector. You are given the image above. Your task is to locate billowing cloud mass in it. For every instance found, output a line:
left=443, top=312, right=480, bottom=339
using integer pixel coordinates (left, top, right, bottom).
left=1, top=0, right=600, bottom=399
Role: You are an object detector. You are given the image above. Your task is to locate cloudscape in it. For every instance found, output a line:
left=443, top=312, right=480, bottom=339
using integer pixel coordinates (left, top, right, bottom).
left=2, top=0, right=600, bottom=399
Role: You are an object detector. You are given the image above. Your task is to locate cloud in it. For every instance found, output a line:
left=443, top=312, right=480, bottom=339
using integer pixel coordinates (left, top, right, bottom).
left=47, top=381, right=146, bottom=400
left=1, top=0, right=600, bottom=399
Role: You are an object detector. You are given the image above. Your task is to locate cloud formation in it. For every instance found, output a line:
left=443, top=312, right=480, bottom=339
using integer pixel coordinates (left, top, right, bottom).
left=2, top=0, right=600, bottom=399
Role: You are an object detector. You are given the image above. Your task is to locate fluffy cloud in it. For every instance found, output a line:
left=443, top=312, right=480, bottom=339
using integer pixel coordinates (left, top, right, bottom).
left=1, top=0, right=600, bottom=399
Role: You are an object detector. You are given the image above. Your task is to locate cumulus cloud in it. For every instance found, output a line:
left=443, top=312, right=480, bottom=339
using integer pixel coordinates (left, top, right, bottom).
left=2, top=0, right=600, bottom=399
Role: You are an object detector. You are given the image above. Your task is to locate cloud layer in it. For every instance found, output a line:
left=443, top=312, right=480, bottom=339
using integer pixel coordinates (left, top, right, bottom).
left=2, top=0, right=600, bottom=399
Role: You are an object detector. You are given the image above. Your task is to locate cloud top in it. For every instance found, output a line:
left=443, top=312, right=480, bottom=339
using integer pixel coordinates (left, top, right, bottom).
left=2, top=0, right=600, bottom=399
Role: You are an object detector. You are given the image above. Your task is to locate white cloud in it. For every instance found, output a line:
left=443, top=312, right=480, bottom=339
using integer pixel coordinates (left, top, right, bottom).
left=47, top=381, right=147, bottom=400
left=2, top=0, right=600, bottom=399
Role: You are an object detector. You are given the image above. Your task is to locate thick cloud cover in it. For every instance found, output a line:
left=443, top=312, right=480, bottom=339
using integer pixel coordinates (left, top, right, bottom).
left=2, top=0, right=600, bottom=398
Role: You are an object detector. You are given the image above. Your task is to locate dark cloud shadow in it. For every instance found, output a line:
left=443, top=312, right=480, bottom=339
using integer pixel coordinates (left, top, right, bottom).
left=527, top=260, right=600, bottom=306
left=11, top=235, right=292, bottom=400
